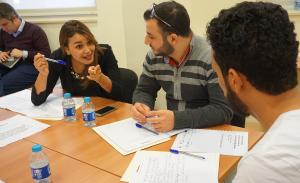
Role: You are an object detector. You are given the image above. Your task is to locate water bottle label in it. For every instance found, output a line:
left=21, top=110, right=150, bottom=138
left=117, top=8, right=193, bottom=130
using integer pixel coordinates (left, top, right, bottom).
left=64, top=107, right=75, bottom=117
left=83, top=112, right=95, bottom=122
left=31, top=164, right=51, bottom=180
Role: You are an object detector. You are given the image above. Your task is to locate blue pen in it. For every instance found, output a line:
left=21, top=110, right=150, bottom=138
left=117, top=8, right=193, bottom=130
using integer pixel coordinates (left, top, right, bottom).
left=170, top=149, right=206, bottom=160
left=45, top=58, right=67, bottom=65
left=135, top=123, right=159, bottom=135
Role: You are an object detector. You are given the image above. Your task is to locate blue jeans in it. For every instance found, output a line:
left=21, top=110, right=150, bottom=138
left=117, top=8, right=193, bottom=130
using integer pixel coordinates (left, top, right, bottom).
left=0, top=63, right=38, bottom=96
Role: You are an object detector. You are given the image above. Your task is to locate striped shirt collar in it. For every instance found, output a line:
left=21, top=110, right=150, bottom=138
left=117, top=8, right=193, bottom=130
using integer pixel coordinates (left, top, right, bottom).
left=164, top=33, right=195, bottom=68
left=12, top=18, right=25, bottom=38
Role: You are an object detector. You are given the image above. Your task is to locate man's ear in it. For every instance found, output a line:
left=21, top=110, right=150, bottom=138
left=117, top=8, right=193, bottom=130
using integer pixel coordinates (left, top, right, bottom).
left=168, top=33, right=178, bottom=45
left=227, top=68, right=244, bottom=93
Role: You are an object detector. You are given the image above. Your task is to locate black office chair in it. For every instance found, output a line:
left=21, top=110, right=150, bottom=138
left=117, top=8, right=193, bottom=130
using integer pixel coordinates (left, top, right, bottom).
left=231, top=113, right=246, bottom=128
left=119, top=68, right=138, bottom=103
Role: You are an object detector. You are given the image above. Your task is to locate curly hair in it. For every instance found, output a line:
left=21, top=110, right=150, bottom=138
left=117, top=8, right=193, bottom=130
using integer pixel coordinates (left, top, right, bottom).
left=207, top=2, right=299, bottom=95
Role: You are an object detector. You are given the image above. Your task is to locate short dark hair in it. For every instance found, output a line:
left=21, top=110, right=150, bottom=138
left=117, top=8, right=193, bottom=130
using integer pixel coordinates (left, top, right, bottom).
left=0, top=3, right=19, bottom=20
left=207, top=2, right=299, bottom=95
left=144, top=1, right=191, bottom=37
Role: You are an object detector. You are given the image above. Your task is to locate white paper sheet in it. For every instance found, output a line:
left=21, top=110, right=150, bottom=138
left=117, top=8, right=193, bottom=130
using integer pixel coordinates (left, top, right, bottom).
left=121, top=151, right=219, bottom=183
left=0, top=115, right=50, bottom=147
left=92, top=118, right=187, bottom=155
left=172, top=129, right=248, bottom=156
left=0, top=89, right=83, bottom=120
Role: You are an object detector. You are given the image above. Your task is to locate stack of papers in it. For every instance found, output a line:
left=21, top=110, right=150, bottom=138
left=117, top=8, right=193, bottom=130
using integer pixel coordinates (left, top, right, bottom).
left=0, top=89, right=83, bottom=120
left=121, top=151, right=219, bottom=183
left=92, top=118, right=186, bottom=155
left=0, top=115, right=50, bottom=147
left=172, top=129, right=248, bottom=156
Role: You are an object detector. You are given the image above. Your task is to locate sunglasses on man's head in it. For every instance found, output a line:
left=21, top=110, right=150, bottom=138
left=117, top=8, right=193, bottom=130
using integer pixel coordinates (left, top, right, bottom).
left=150, top=3, right=175, bottom=30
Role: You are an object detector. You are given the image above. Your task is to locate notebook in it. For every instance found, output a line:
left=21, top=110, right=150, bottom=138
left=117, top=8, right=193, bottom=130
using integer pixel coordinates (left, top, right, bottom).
left=0, top=57, right=21, bottom=68
left=92, top=118, right=187, bottom=155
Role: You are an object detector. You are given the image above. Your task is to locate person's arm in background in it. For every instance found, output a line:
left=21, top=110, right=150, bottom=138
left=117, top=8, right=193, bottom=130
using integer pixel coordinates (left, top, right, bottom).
left=31, top=49, right=62, bottom=106
left=0, top=30, right=10, bottom=62
left=132, top=53, right=161, bottom=122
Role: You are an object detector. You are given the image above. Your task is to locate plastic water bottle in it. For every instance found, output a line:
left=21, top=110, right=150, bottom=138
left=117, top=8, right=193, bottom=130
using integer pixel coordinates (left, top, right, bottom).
left=30, top=144, right=51, bottom=183
left=82, top=97, right=96, bottom=127
left=295, top=0, right=300, bottom=10
left=62, top=93, right=76, bottom=122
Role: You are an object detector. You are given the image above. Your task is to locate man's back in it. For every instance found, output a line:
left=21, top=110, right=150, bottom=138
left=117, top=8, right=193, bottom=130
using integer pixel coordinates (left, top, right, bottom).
left=233, top=109, right=300, bottom=182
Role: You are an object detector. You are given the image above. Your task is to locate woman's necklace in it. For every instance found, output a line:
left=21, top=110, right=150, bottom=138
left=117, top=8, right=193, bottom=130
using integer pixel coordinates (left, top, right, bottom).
left=70, top=67, right=86, bottom=80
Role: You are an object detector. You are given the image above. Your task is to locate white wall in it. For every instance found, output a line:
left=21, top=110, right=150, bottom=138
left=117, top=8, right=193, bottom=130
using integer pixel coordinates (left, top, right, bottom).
left=35, top=0, right=128, bottom=68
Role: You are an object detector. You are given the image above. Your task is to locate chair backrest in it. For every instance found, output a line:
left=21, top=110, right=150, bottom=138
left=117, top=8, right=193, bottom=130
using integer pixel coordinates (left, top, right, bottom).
left=119, top=68, right=138, bottom=103
left=231, top=113, right=246, bottom=128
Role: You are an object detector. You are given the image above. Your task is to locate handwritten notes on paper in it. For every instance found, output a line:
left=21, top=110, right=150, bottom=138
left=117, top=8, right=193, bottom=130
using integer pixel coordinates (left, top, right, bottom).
left=172, top=129, right=248, bottom=156
left=121, top=151, right=219, bottom=183
left=0, top=115, right=49, bottom=147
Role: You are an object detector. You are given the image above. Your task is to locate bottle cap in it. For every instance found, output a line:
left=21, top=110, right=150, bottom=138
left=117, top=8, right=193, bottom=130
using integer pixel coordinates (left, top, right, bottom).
left=84, top=97, right=91, bottom=103
left=63, top=93, right=71, bottom=99
left=32, top=144, right=42, bottom=152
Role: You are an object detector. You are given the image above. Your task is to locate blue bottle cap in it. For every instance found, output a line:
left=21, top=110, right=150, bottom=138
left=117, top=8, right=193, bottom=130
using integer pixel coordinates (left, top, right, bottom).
left=63, top=93, right=71, bottom=99
left=32, top=144, right=42, bottom=152
left=84, top=97, right=91, bottom=103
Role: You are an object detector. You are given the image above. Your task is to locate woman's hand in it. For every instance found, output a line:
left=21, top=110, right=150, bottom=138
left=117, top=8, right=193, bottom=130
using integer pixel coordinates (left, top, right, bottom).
left=87, top=65, right=112, bottom=93
left=34, top=53, right=49, bottom=77
left=87, top=65, right=103, bottom=82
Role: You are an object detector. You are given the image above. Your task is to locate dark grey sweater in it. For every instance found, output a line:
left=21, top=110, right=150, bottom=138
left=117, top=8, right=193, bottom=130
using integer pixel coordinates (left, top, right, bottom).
left=132, top=35, right=233, bottom=129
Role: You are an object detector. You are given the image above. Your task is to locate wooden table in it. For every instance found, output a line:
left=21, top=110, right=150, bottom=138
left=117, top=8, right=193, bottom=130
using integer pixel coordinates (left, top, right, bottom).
left=0, top=140, right=120, bottom=183
left=24, top=97, right=264, bottom=182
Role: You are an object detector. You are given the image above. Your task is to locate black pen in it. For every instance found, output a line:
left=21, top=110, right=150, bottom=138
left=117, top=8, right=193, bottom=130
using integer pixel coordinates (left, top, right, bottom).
left=135, top=123, right=159, bottom=135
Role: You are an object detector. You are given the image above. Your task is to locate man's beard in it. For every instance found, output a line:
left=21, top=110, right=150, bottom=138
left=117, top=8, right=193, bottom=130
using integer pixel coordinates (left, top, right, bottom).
left=153, top=35, right=174, bottom=56
left=225, top=79, right=250, bottom=117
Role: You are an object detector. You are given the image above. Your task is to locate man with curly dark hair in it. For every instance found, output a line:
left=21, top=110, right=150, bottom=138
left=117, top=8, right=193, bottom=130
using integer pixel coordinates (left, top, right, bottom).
left=207, top=1, right=300, bottom=182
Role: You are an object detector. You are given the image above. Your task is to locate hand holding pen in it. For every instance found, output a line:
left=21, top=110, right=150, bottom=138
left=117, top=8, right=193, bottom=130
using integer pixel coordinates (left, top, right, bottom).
left=34, top=53, right=66, bottom=76
left=132, top=102, right=151, bottom=123
left=146, top=110, right=175, bottom=133
left=34, top=53, right=50, bottom=76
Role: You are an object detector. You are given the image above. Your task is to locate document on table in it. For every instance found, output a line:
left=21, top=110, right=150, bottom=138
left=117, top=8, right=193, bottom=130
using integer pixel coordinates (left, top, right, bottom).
left=172, top=129, right=248, bottom=156
left=0, top=115, right=50, bottom=147
left=92, top=118, right=187, bottom=155
left=121, top=151, right=219, bottom=183
left=0, top=89, right=83, bottom=120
